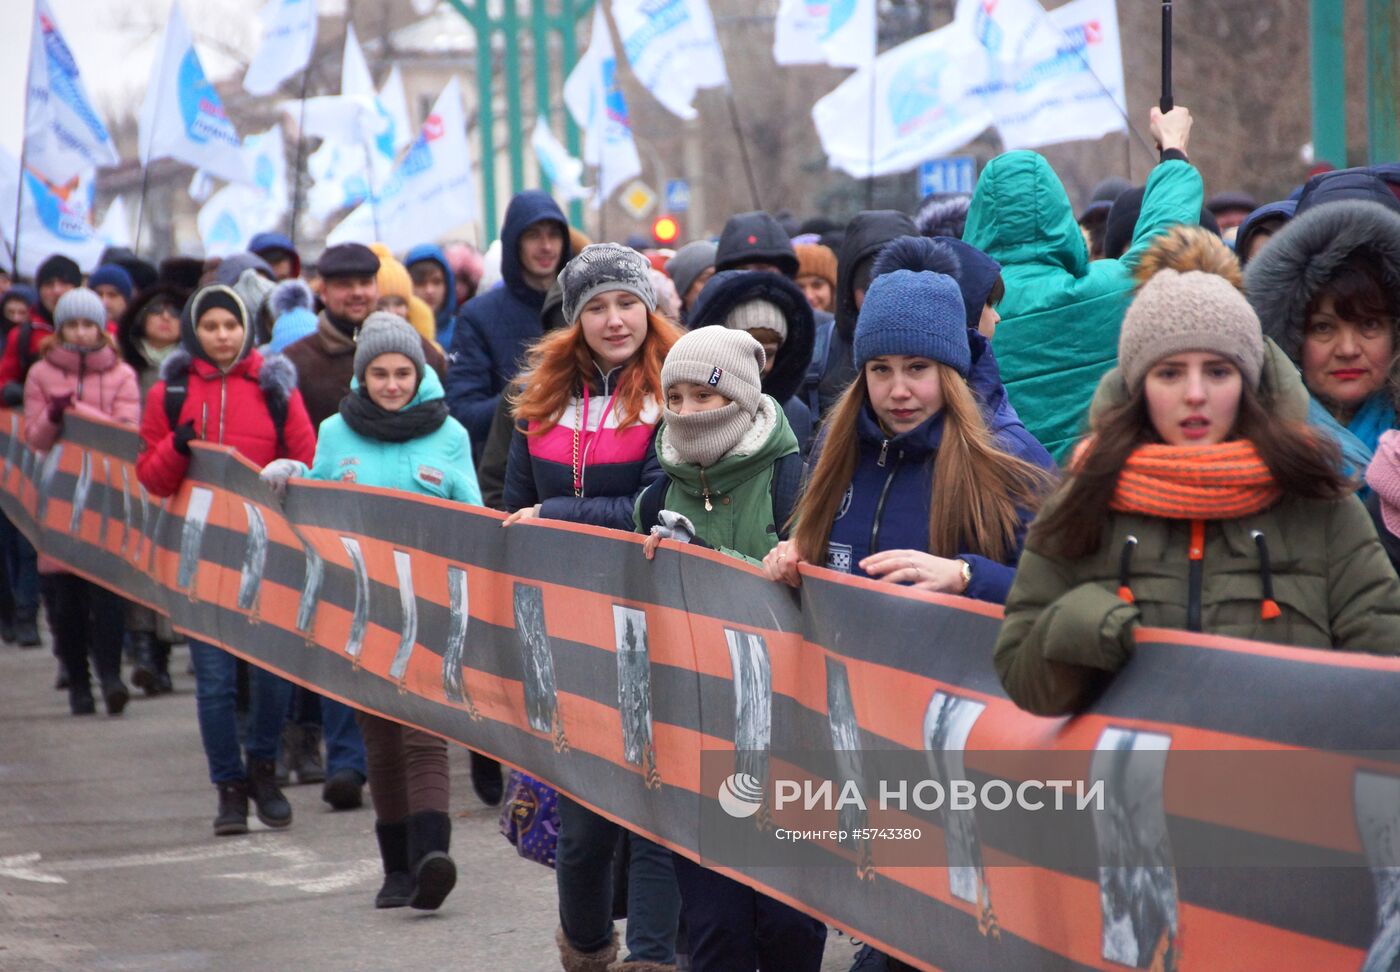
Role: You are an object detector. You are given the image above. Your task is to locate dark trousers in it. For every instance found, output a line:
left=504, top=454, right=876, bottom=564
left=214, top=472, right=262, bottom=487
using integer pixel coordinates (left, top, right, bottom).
left=556, top=795, right=680, bottom=962
left=672, top=852, right=827, bottom=972
left=287, top=688, right=368, bottom=776
left=0, top=513, right=38, bottom=622
left=40, top=573, right=124, bottom=693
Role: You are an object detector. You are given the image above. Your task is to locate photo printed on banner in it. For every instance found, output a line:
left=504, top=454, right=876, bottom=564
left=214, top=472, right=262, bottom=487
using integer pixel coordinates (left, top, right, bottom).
left=923, top=692, right=993, bottom=916
left=120, top=465, right=132, bottom=554
left=296, top=541, right=323, bottom=635
left=441, top=565, right=472, bottom=706
left=1092, top=727, right=1178, bottom=970
left=176, top=487, right=214, bottom=592
left=613, top=605, right=657, bottom=780
left=724, top=628, right=772, bottom=784
left=388, top=550, right=418, bottom=683
left=339, top=537, right=370, bottom=660
left=1355, top=771, right=1400, bottom=971
left=68, top=450, right=92, bottom=533
left=145, top=493, right=166, bottom=572
left=21, top=447, right=34, bottom=488
left=4, top=412, right=18, bottom=476
left=513, top=583, right=560, bottom=737
left=237, top=501, right=268, bottom=614
left=35, top=445, right=62, bottom=523
left=98, top=458, right=112, bottom=544
left=826, top=657, right=868, bottom=854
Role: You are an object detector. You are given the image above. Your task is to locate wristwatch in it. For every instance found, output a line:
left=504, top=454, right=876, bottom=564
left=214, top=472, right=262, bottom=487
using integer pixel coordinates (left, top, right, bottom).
left=957, top=559, right=973, bottom=594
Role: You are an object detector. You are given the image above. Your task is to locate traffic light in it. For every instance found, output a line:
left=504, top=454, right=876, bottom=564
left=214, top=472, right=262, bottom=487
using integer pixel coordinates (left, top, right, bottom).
left=651, top=214, right=681, bottom=246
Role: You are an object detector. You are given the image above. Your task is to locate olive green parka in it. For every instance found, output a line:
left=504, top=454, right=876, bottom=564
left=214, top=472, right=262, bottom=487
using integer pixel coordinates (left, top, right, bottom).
left=994, top=341, right=1400, bottom=717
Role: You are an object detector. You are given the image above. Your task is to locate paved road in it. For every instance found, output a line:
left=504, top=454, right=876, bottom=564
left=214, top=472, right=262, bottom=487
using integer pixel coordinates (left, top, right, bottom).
left=0, top=638, right=862, bottom=971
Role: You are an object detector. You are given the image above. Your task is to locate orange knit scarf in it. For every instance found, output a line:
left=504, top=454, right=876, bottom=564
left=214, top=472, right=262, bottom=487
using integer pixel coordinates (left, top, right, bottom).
left=1108, top=440, right=1283, bottom=520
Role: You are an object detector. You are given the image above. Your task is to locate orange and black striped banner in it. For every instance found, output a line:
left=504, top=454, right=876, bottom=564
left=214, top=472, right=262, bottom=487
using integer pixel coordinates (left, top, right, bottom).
left=3, top=408, right=1399, bottom=972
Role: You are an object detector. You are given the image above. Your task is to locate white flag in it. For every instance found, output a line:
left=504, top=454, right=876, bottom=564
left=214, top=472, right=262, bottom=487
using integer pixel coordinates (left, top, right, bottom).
left=196, top=125, right=290, bottom=256
left=243, top=0, right=318, bottom=96
left=531, top=118, right=591, bottom=203
left=97, top=196, right=133, bottom=249
left=378, top=66, right=413, bottom=155
left=981, top=0, right=1128, bottom=150
left=293, top=24, right=383, bottom=146
left=301, top=61, right=408, bottom=221
left=812, top=19, right=992, bottom=178
left=0, top=149, right=105, bottom=278
left=564, top=6, right=641, bottom=204
left=611, top=0, right=728, bottom=121
left=327, top=78, right=477, bottom=251
left=138, top=0, right=249, bottom=184
left=24, top=0, right=120, bottom=184
left=773, top=0, right=876, bottom=68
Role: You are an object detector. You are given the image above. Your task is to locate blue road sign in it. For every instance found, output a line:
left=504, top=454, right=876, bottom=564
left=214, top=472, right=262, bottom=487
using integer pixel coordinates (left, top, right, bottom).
left=665, top=179, right=691, bottom=213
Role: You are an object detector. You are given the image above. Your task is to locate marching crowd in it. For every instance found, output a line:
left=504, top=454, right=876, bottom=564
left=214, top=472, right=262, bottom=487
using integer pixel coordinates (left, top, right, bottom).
left=4, top=104, right=1400, bottom=971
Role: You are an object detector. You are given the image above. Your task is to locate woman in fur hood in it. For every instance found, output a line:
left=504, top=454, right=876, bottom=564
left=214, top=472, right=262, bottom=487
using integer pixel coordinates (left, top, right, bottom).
left=1245, top=200, right=1400, bottom=459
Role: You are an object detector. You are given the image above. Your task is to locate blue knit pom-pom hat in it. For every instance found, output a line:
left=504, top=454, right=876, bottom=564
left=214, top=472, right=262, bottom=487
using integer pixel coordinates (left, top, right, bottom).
left=852, top=236, right=969, bottom=375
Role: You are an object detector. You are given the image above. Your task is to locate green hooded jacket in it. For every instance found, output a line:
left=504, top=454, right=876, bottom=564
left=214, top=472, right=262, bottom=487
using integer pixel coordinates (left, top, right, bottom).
left=994, top=343, right=1400, bottom=717
left=963, top=153, right=1204, bottom=463
left=634, top=396, right=799, bottom=566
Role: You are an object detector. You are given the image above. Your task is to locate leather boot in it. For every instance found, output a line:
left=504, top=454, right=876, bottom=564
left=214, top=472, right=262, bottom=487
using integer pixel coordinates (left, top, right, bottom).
left=153, top=640, right=174, bottom=694
left=129, top=631, right=161, bottom=696
left=214, top=780, right=249, bottom=836
left=247, top=758, right=292, bottom=828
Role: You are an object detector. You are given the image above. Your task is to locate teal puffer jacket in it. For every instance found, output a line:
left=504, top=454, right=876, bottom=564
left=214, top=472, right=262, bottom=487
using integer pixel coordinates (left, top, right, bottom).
left=963, top=153, right=1204, bottom=462
left=306, top=368, right=482, bottom=505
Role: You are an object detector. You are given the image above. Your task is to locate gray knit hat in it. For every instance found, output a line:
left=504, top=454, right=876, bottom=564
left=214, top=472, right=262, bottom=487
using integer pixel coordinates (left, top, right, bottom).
left=54, top=288, right=108, bottom=329
left=665, top=240, right=717, bottom=297
left=725, top=299, right=788, bottom=343
left=661, top=326, right=765, bottom=417
left=559, top=243, right=657, bottom=326
left=353, top=312, right=426, bottom=385
left=1119, top=269, right=1266, bottom=390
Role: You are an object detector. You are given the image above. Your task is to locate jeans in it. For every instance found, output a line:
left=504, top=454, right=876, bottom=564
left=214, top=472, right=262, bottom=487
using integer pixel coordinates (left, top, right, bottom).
left=40, top=573, right=124, bottom=693
left=556, top=795, right=680, bottom=963
left=189, top=638, right=294, bottom=784
left=672, top=852, right=827, bottom=972
left=0, top=513, right=38, bottom=621
left=287, top=689, right=367, bottom=776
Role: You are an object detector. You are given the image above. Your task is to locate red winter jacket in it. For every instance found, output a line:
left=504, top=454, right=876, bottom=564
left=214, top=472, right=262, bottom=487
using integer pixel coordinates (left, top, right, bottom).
left=0, top=311, right=55, bottom=386
left=137, top=348, right=316, bottom=498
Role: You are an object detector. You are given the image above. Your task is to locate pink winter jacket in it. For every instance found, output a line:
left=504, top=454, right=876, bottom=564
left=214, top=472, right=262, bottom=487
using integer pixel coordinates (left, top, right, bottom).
left=22, top=339, right=141, bottom=574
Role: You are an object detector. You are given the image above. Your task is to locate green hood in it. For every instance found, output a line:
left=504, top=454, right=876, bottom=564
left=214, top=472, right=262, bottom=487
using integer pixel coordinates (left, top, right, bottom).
left=657, top=396, right=797, bottom=498
left=964, top=151, right=1088, bottom=276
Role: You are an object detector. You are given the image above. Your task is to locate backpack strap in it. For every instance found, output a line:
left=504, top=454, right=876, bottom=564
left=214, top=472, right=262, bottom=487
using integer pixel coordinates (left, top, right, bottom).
left=163, top=379, right=187, bottom=432
left=769, top=450, right=804, bottom=540
left=636, top=475, right=671, bottom=532
left=16, top=322, right=34, bottom=378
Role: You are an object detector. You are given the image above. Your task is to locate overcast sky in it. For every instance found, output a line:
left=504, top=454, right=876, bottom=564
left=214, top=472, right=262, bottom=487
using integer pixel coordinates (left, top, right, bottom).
left=0, top=0, right=348, bottom=157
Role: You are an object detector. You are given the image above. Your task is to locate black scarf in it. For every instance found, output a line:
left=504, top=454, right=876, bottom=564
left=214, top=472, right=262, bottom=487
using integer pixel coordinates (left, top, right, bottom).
left=339, top=387, right=449, bottom=442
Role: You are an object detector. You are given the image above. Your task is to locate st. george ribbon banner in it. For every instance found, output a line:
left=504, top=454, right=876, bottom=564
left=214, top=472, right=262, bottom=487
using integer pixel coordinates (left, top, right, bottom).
left=2, top=407, right=1398, bottom=972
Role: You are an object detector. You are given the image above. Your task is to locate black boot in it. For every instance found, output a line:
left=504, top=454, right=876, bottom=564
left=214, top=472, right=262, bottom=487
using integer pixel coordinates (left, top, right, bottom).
left=296, top=724, right=326, bottom=784
left=276, top=722, right=300, bottom=785
left=55, top=659, right=69, bottom=690
left=214, top=780, right=249, bottom=836
left=129, top=631, right=160, bottom=696
left=406, top=810, right=456, bottom=910
left=153, top=641, right=174, bottom=694
left=0, top=617, right=15, bottom=644
left=69, top=684, right=95, bottom=716
left=101, top=677, right=130, bottom=716
left=14, top=616, right=40, bottom=647
left=321, top=767, right=365, bottom=811
left=247, top=758, right=293, bottom=828
left=469, top=752, right=504, bottom=806
left=374, top=820, right=413, bottom=908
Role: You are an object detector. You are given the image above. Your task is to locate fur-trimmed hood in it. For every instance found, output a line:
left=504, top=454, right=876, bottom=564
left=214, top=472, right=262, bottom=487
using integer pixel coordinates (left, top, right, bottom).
left=1245, top=200, right=1400, bottom=360
left=160, top=346, right=298, bottom=411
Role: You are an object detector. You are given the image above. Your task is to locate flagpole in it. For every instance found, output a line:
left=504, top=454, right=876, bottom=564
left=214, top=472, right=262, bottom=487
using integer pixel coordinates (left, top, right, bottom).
left=722, top=87, right=761, bottom=211
left=288, top=62, right=313, bottom=250
left=12, top=0, right=39, bottom=275
left=864, top=51, right=877, bottom=209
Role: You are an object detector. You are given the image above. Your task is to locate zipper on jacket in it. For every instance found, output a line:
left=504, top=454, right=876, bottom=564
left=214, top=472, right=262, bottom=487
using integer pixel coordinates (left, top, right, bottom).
left=868, top=450, right=904, bottom=555
left=1186, top=519, right=1205, bottom=632
left=700, top=468, right=713, bottom=512
left=877, top=439, right=889, bottom=467
left=218, top=377, right=228, bottom=444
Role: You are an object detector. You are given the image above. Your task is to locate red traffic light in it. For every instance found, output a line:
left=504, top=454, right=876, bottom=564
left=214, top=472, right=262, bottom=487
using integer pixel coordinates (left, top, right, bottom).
left=651, top=214, right=681, bottom=245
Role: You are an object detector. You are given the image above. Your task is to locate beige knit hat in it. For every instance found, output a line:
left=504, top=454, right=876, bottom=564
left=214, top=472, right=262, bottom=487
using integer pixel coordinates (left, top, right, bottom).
left=661, top=326, right=765, bottom=416
left=1118, top=269, right=1266, bottom=390
left=724, top=299, right=788, bottom=343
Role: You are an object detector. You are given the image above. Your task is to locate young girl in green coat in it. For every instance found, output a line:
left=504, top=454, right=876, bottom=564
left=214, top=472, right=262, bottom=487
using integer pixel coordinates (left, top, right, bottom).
left=262, top=314, right=480, bottom=911
left=996, top=231, right=1400, bottom=717
left=638, top=326, right=827, bottom=972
